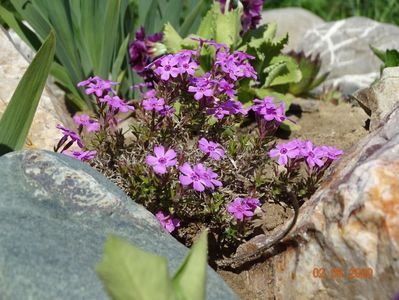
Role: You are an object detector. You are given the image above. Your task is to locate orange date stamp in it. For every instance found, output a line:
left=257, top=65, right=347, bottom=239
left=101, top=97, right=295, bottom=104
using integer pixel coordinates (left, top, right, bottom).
left=312, top=267, right=373, bottom=280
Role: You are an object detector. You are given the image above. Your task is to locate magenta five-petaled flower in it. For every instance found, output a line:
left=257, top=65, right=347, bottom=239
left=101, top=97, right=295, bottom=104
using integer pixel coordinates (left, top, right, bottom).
left=100, top=95, right=135, bottom=113
left=63, top=150, right=97, bottom=161
left=154, top=55, right=181, bottom=81
left=269, top=140, right=300, bottom=166
left=73, top=114, right=100, bottom=132
left=155, top=211, right=180, bottom=233
left=146, top=145, right=177, bottom=174
left=198, top=138, right=225, bottom=160
left=269, top=139, right=343, bottom=169
left=227, top=197, right=260, bottom=220
left=252, top=96, right=286, bottom=123
left=77, top=76, right=118, bottom=97
left=142, top=97, right=165, bottom=111
left=56, top=124, right=84, bottom=148
left=179, top=163, right=222, bottom=192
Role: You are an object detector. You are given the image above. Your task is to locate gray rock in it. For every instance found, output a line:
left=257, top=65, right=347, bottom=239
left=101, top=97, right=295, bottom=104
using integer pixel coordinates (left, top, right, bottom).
left=0, top=150, right=238, bottom=300
left=353, top=67, right=399, bottom=130
left=260, top=8, right=325, bottom=51
left=229, top=102, right=399, bottom=298
left=298, top=17, right=399, bottom=95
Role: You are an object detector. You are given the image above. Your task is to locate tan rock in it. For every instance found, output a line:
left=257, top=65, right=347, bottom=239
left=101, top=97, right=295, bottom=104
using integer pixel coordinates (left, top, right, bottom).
left=228, top=103, right=399, bottom=299
left=0, top=27, right=70, bottom=150
left=353, top=66, right=399, bottom=130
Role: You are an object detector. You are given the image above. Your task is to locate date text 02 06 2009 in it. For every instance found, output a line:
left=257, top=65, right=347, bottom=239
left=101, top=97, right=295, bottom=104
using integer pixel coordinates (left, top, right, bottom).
left=312, top=267, right=374, bottom=280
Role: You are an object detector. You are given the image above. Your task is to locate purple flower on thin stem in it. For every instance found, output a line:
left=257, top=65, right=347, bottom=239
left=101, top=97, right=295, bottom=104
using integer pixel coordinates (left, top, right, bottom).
left=142, top=97, right=165, bottom=111
left=155, top=55, right=180, bottom=81
left=56, top=124, right=84, bottom=149
left=77, top=76, right=118, bottom=97
left=188, top=76, right=214, bottom=100
left=301, top=141, right=325, bottom=168
left=202, top=167, right=223, bottom=190
left=218, top=79, right=237, bottom=99
left=179, top=163, right=208, bottom=192
left=176, top=52, right=198, bottom=76
left=269, top=141, right=301, bottom=166
left=63, top=150, right=97, bottom=161
left=146, top=145, right=177, bottom=175
left=252, top=97, right=286, bottom=123
left=198, top=138, right=225, bottom=160
left=73, top=114, right=100, bottom=132
left=227, top=197, right=260, bottom=220
left=159, top=105, right=176, bottom=117
left=155, top=211, right=180, bottom=233
left=320, top=145, right=344, bottom=161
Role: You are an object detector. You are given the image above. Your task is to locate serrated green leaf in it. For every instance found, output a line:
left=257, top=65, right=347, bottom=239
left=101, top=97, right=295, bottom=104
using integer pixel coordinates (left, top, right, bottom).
left=172, top=230, right=208, bottom=300
left=214, top=2, right=242, bottom=47
left=370, top=45, right=387, bottom=62
left=96, top=235, right=174, bottom=300
left=196, top=2, right=216, bottom=39
left=164, top=22, right=183, bottom=52
left=0, top=31, right=55, bottom=155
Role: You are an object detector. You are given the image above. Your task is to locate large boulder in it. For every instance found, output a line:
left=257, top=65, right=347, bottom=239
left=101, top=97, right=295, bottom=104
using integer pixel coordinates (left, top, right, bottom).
left=260, top=8, right=325, bottom=51
left=352, top=66, right=399, bottom=130
left=298, top=17, right=399, bottom=95
left=0, top=27, right=70, bottom=150
left=226, top=102, right=399, bottom=298
left=0, top=150, right=238, bottom=300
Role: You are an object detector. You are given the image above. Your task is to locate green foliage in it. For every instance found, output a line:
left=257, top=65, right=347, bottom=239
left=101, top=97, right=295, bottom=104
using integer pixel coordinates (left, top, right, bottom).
left=264, top=0, right=399, bottom=26
left=0, top=31, right=55, bottom=156
left=97, top=231, right=208, bottom=300
left=371, top=46, right=399, bottom=71
left=286, top=51, right=329, bottom=96
left=162, top=5, right=301, bottom=108
left=0, top=0, right=210, bottom=111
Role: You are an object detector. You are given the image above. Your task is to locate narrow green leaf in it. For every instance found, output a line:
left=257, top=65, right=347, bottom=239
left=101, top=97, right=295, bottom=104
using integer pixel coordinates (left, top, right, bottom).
left=112, top=34, right=131, bottom=80
left=172, top=230, right=208, bottom=300
left=0, top=31, right=55, bottom=155
left=96, top=235, right=174, bottom=300
left=179, top=0, right=207, bottom=37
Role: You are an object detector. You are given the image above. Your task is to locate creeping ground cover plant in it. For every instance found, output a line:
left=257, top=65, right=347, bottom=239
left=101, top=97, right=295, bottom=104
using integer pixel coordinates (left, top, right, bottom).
left=54, top=39, right=343, bottom=261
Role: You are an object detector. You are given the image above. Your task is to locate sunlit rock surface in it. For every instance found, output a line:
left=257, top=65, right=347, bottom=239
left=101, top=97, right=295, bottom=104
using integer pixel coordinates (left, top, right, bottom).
left=0, top=27, right=70, bottom=150
left=298, top=17, right=399, bottom=95
left=0, top=150, right=238, bottom=300
left=353, top=67, right=399, bottom=130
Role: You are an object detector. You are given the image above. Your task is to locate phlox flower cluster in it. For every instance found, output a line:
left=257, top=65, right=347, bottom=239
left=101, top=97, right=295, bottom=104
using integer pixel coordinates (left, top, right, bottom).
left=227, top=197, right=260, bottom=220
left=150, top=39, right=255, bottom=121
left=155, top=211, right=180, bottom=233
left=269, top=139, right=343, bottom=170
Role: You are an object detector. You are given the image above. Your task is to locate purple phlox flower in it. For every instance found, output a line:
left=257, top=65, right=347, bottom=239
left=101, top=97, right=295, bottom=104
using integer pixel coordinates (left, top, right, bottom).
left=320, top=145, right=344, bottom=160
left=77, top=76, right=118, bottom=97
left=154, top=54, right=180, bottom=81
left=188, top=77, right=214, bottom=100
left=145, top=89, right=157, bottom=98
left=159, top=105, right=176, bottom=117
left=146, top=145, right=177, bottom=175
left=269, top=140, right=301, bottom=166
left=252, top=97, right=286, bottom=123
left=227, top=197, right=260, bottom=220
left=301, top=141, right=325, bottom=168
left=202, top=167, right=223, bottom=190
left=129, top=26, right=164, bottom=73
left=142, top=97, right=165, bottom=111
left=176, top=52, right=198, bottom=76
left=221, top=100, right=248, bottom=115
left=218, top=79, right=237, bottom=98
left=56, top=124, right=84, bottom=148
left=100, top=95, right=135, bottom=113
left=206, top=105, right=231, bottom=120
left=73, top=114, right=100, bottom=132
left=179, top=163, right=209, bottom=192
left=198, top=137, right=225, bottom=160
left=155, top=211, right=180, bottom=233
left=215, top=50, right=257, bottom=81
left=63, top=150, right=97, bottom=161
